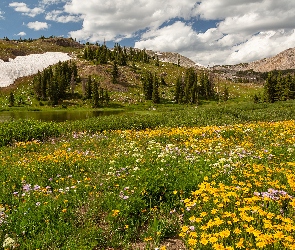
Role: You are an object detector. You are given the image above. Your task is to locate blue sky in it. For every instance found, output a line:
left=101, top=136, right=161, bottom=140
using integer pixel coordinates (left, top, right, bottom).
left=0, top=0, right=294, bottom=66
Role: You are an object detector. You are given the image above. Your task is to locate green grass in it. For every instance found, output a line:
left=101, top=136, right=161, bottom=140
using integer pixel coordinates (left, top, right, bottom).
left=2, top=38, right=295, bottom=249
left=1, top=103, right=295, bottom=249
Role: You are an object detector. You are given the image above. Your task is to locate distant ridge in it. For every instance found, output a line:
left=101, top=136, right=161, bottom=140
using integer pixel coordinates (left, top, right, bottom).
left=146, top=50, right=204, bottom=69
left=215, top=47, right=295, bottom=72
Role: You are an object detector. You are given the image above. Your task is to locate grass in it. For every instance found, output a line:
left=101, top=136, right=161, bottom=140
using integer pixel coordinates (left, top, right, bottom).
left=1, top=101, right=295, bottom=249
left=1, top=39, right=295, bottom=249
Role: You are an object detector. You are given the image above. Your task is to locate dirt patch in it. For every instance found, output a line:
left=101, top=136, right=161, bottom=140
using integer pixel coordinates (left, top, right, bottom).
left=131, top=238, right=186, bottom=250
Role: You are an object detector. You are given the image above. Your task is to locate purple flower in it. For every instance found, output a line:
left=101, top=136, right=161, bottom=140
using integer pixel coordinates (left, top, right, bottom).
left=23, top=184, right=31, bottom=192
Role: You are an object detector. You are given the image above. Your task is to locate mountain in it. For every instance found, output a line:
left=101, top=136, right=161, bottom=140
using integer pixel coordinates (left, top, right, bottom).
left=215, top=47, right=295, bottom=73
left=145, top=50, right=204, bottom=69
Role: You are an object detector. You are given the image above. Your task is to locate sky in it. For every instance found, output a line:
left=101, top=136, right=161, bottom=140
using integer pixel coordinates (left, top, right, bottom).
left=0, top=0, right=294, bottom=66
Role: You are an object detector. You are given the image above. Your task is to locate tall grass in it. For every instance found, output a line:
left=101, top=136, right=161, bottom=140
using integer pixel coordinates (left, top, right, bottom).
left=1, top=101, right=295, bottom=147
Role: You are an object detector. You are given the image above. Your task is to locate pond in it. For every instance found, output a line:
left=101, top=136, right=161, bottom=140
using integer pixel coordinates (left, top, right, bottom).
left=0, top=110, right=124, bottom=122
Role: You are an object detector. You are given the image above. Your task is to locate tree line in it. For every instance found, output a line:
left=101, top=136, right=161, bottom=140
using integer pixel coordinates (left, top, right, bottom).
left=83, top=76, right=110, bottom=108
left=82, top=43, right=151, bottom=65
left=263, top=72, right=295, bottom=103
left=33, top=61, right=78, bottom=105
left=175, top=68, right=215, bottom=104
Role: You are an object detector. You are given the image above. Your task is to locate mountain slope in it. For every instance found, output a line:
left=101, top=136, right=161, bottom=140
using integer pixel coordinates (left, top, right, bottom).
left=216, top=47, right=295, bottom=72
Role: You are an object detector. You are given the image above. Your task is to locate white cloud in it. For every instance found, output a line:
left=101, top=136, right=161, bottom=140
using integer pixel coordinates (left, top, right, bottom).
left=16, top=31, right=26, bottom=36
left=10, top=0, right=293, bottom=66
left=135, top=0, right=295, bottom=65
left=0, top=10, right=4, bottom=19
left=45, top=10, right=81, bottom=23
left=9, top=2, right=44, bottom=17
left=65, top=0, right=198, bottom=42
left=225, top=30, right=295, bottom=65
left=41, top=0, right=68, bottom=4
left=27, top=21, right=49, bottom=31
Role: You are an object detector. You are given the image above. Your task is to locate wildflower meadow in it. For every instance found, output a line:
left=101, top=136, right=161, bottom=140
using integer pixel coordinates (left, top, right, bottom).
left=1, top=103, right=295, bottom=249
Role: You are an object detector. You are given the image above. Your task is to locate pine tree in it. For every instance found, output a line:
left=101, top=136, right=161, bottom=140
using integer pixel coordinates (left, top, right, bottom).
left=264, top=72, right=276, bottom=103
left=70, top=73, right=76, bottom=95
left=34, top=71, right=42, bottom=100
left=155, top=56, right=160, bottom=67
left=85, top=76, right=92, bottom=99
left=112, top=60, right=119, bottom=84
left=142, top=71, right=153, bottom=100
left=175, top=76, right=183, bottom=103
left=152, top=73, right=160, bottom=103
left=92, top=81, right=99, bottom=108
left=104, top=90, right=110, bottom=105
left=8, top=92, right=15, bottom=107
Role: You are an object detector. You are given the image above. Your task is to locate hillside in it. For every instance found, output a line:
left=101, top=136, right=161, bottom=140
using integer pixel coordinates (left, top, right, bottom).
left=215, top=47, right=295, bottom=73
left=0, top=37, right=82, bottom=62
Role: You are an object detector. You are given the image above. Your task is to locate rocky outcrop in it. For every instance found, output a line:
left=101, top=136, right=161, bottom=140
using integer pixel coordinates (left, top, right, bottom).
left=42, top=37, right=84, bottom=49
left=146, top=50, right=204, bottom=69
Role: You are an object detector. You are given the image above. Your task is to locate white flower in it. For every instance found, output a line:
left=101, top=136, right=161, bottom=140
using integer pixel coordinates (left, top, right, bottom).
left=3, top=235, right=15, bottom=248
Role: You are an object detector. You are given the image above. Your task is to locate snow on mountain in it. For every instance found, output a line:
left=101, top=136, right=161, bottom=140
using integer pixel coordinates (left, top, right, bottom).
left=0, top=52, right=72, bottom=87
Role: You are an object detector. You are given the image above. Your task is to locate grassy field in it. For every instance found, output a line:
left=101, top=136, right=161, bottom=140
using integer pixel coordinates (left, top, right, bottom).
left=1, top=38, right=295, bottom=249
left=1, top=101, right=295, bottom=249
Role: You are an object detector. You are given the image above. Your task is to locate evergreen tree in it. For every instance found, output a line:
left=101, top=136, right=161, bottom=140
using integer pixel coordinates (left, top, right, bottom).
left=104, top=90, right=110, bottom=105
left=99, top=88, right=104, bottom=106
left=112, top=60, right=119, bottom=84
left=33, top=71, right=42, bottom=100
left=184, top=68, right=196, bottom=103
left=142, top=71, right=153, bottom=100
left=222, top=85, right=229, bottom=101
left=85, top=76, right=92, bottom=99
left=175, top=76, right=183, bottom=103
left=70, top=73, right=76, bottom=95
left=8, top=92, right=15, bottom=107
left=92, top=80, right=99, bottom=108
left=155, top=56, right=160, bottom=67
left=264, top=72, right=276, bottom=103
left=152, top=73, right=160, bottom=103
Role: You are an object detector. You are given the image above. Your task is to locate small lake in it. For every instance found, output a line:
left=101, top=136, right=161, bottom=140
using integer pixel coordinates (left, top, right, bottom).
left=0, top=110, right=123, bottom=122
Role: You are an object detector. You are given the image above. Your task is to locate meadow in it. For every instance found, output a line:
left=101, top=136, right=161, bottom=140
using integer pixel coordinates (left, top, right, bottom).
left=1, top=101, right=295, bottom=249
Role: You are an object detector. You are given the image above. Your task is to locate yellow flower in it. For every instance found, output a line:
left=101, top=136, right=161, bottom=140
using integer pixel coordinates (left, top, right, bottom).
left=173, top=190, right=178, bottom=195
left=182, top=225, right=189, bottom=232
left=188, top=238, right=197, bottom=246
left=189, top=232, right=197, bottom=238
left=211, top=208, right=218, bottom=214
left=62, top=208, right=67, bottom=213
left=213, top=243, right=224, bottom=250
left=124, top=225, right=129, bottom=229
left=219, top=229, right=230, bottom=238
left=209, top=236, right=218, bottom=244
left=236, top=238, right=244, bottom=249
left=112, top=209, right=120, bottom=216
left=256, top=241, right=267, bottom=248
left=200, top=211, right=207, bottom=217
left=189, top=216, right=196, bottom=222
left=179, top=232, right=186, bottom=238
left=200, top=237, right=208, bottom=245
left=273, top=231, right=284, bottom=240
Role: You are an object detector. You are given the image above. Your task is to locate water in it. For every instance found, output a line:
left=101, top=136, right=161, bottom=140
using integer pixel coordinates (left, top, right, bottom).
left=0, top=110, right=123, bottom=122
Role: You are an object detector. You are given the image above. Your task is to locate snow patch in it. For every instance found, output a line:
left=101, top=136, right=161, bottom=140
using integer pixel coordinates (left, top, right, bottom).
left=0, top=52, right=72, bottom=87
